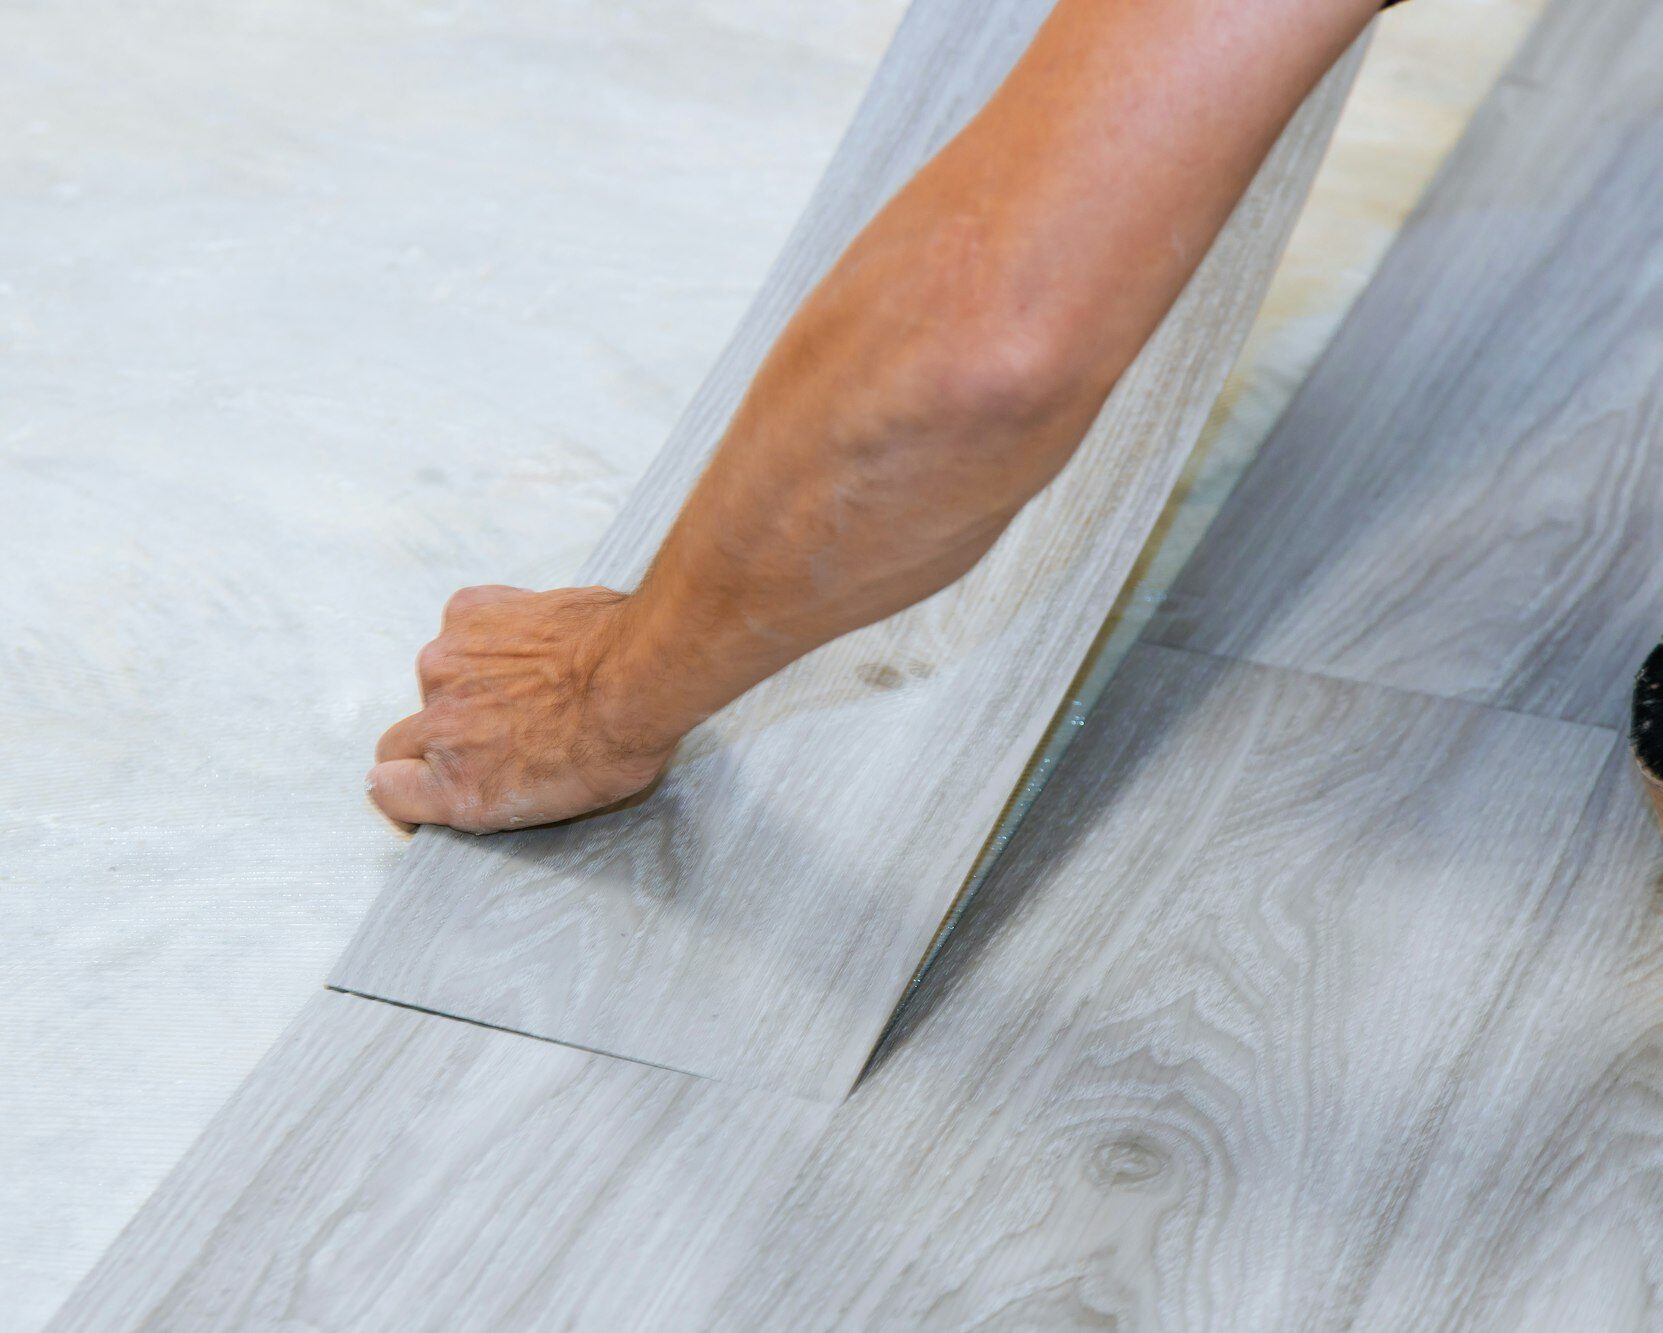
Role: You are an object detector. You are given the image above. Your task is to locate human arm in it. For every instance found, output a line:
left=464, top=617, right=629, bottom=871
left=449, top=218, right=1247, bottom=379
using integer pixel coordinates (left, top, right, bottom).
left=369, top=0, right=1382, bottom=833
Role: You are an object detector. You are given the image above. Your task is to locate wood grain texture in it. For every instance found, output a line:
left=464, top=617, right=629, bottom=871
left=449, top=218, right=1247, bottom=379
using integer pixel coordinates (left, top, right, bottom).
left=707, top=645, right=1622, bottom=1328
left=1147, top=0, right=1663, bottom=728
left=1502, top=0, right=1658, bottom=100
left=49, top=992, right=831, bottom=1333
left=1345, top=748, right=1663, bottom=1328
left=332, top=19, right=1367, bottom=1101
left=59, top=648, right=1635, bottom=1329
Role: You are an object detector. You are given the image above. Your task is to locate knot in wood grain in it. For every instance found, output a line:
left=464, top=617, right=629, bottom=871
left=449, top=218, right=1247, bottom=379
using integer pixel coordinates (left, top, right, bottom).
left=1085, top=1137, right=1167, bottom=1190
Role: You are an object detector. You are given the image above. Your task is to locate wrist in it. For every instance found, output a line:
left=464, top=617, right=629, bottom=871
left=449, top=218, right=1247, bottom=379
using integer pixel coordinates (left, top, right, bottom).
left=582, top=590, right=710, bottom=761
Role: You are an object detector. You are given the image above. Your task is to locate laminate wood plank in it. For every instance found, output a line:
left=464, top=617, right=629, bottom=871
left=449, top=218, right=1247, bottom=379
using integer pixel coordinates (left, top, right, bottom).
left=1501, top=0, right=1659, bottom=101
left=1347, top=748, right=1663, bottom=1327
left=1147, top=0, right=1663, bottom=728
left=707, top=645, right=1621, bottom=1328
left=58, top=647, right=1620, bottom=1329
left=49, top=991, right=832, bottom=1332
left=331, top=22, right=1367, bottom=1101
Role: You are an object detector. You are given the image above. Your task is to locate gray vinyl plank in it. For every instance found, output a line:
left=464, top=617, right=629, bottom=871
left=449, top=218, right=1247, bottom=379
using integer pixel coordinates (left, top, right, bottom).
left=1502, top=0, right=1660, bottom=101
left=56, top=646, right=1629, bottom=1329
left=48, top=991, right=832, bottom=1333
left=330, top=12, right=1366, bottom=1099
left=1147, top=0, right=1663, bottom=728
left=707, top=646, right=1626, bottom=1328
left=1349, top=748, right=1663, bottom=1328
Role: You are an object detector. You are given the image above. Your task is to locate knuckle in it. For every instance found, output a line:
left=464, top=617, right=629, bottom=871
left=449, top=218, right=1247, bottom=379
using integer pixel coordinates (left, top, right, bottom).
left=415, top=638, right=453, bottom=682
left=444, top=587, right=485, bottom=620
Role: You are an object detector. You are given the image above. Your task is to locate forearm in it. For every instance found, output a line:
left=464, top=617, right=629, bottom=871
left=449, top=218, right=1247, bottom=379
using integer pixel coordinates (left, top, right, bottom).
left=601, top=0, right=1378, bottom=746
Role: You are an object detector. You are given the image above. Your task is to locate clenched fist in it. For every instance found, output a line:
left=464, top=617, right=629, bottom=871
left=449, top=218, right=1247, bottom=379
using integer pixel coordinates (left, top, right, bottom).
left=367, top=585, right=680, bottom=834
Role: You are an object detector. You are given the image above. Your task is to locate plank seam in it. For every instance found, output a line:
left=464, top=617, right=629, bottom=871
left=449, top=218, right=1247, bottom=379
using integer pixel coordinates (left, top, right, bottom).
left=325, top=986, right=715, bottom=1082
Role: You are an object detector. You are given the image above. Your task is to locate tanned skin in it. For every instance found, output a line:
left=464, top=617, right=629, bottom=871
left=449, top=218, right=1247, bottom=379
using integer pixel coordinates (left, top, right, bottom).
left=369, top=0, right=1383, bottom=833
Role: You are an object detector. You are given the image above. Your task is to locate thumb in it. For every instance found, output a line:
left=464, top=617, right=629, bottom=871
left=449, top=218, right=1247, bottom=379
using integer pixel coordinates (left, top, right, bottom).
left=366, top=758, right=453, bottom=830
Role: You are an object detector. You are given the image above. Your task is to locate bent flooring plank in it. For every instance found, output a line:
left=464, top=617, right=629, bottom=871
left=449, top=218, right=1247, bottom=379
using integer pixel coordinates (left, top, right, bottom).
left=49, top=992, right=832, bottom=1332
left=58, top=648, right=1624, bottom=1329
left=1147, top=0, right=1663, bottom=728
left=332, top=17, right=1367, bottom=1098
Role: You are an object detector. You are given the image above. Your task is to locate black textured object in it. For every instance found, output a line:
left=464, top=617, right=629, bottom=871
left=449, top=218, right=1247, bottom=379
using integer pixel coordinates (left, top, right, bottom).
left=1631, top=639, right=1663, bottom=780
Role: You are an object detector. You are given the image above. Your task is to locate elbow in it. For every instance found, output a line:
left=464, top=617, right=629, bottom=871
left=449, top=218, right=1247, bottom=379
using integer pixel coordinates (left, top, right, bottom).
left=794, top=212, right=1117, bottom=454
left=919, top=307, right=1096, bottom=437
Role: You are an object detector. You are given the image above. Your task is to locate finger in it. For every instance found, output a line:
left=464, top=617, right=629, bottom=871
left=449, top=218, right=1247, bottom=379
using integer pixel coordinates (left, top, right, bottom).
left=442, top=584, right=532, bottom=626
left=488, top=772, right=639, bottom=831
left=414, top=638, right=448, bottom=703
left=366, top=758, right=452, bottom=828
left=374, top=711, right=432, bottom=764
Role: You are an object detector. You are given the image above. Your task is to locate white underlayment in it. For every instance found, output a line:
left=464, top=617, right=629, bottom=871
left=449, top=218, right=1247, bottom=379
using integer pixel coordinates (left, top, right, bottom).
left=0, top=0, right=1542, bottom=1324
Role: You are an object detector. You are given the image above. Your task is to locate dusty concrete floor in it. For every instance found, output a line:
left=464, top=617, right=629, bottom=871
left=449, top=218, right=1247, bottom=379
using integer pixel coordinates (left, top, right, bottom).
left=0, top=0, right=1541, bottom=1324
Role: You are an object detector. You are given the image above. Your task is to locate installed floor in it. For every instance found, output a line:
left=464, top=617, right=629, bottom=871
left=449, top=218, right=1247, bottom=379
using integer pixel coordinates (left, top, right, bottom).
left=1149, top=0, right=1663, bottom=728
left=4, top=0, right=1546, bottom=1326
left=56, top=650, right=1657, bottom=1328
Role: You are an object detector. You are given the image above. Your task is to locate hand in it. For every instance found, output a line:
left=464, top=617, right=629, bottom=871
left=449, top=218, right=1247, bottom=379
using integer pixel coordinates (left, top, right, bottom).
left=367, top=585, right=680, bottom=834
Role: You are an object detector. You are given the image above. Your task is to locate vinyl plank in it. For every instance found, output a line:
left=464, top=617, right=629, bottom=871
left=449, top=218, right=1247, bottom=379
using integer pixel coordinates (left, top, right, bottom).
left=707, top=645, right=1621, bottom=1328
left=331, top=18, right=1367, bottom=1101
left=1501, top=0, right=1660, bottom=100
left=61, top=648, right=1621, bottom=1329
left=1350, top=748, right=1663, bottom=1328
left=1147, top=0, right=1663, bottom=728
left=48, top=991, right=832, bottom=1333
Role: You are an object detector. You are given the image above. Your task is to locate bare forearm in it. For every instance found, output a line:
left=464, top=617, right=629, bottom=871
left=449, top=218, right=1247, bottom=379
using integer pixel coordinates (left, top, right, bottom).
left=605, top=0, right=1379, bottom=744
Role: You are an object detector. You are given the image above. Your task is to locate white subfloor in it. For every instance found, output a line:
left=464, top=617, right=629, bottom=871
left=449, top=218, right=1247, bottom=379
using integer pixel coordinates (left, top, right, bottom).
left=0, top=0, right=1540, bottom=1324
